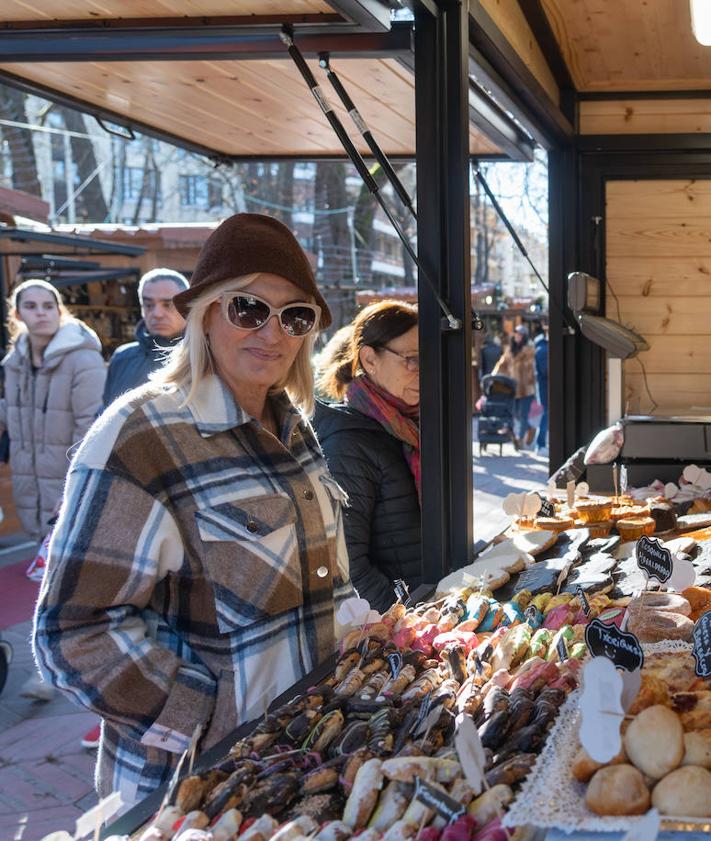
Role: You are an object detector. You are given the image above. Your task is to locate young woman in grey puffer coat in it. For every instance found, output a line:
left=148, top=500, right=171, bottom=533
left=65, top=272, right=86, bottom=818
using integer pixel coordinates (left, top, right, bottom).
left=0, top=279, right=106, bottom=539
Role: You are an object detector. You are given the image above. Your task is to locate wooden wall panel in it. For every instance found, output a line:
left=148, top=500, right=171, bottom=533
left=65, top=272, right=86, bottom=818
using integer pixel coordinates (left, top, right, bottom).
left=606, top=180, right=711, bottom=415
left=580, top=100, right=711, bottom=136
left=480, top=0, right=559, bottom=105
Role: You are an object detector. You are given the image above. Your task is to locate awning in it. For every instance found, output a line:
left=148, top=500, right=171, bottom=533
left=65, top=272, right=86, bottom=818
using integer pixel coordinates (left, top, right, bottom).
left=0, top=1, right=532, bottom=161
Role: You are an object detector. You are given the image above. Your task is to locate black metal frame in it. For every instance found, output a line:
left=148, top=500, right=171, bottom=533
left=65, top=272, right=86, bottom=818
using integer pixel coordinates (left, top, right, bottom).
left=415, top=1, right=473, bottom=579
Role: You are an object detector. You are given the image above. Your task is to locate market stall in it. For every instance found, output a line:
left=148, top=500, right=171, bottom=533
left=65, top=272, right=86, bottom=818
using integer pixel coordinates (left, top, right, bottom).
left=90, top=480, right=711, bottom=841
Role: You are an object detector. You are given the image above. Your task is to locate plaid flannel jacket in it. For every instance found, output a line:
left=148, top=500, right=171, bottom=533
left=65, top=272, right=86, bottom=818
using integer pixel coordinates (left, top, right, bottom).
left=34, top=374, right=352, bottom=805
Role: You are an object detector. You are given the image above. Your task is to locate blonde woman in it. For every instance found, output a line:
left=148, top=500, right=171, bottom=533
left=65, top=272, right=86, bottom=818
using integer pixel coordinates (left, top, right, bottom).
left=34, top=214, right=352, bottom=805
left=0, top=279, right=105, bottom=540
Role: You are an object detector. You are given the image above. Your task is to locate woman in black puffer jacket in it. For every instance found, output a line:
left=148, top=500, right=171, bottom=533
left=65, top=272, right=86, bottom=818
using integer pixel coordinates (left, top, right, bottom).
left=314, top=300, right=420, bottom=613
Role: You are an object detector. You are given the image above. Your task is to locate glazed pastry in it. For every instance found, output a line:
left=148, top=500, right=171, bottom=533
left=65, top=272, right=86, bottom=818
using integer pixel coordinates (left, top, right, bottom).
left=575, top=498, right=612, bottom=524
left=627, top=610, right=694, bottom=643
left=627, top=592, right=691, bottom=616
left=651, top=766, right=711, bottom=817
left=585, top=765, right=650, bottom=816
left=616, top=517, right=656, bottom=541
left=623, top=705, right=684, bottom=779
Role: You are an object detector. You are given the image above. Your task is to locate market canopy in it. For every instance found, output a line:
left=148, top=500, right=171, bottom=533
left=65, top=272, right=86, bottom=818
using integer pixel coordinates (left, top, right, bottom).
left=0, top=0, right=533, bottom=162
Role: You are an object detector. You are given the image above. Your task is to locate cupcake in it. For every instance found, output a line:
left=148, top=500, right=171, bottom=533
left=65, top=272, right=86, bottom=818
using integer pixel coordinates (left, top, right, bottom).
left=535, top=515, right=574, bottom=534
left=575, top=497, right=613, bottom=524
left=587, top=521, right=613, bottom=539
left=610, top=504, right=651, bottom=523
left=616, top=516, right=656, bottom=541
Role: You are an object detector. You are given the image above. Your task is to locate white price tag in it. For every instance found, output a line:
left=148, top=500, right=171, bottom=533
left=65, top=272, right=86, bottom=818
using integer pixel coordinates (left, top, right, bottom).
left=580, top=657, right=625, bottom=763
left=336, top=597, right=380, bottom=627
left=668, top=553, right=696, bottom=592
left=621, top=808, right=660, bottom=841
left=454, top=714, right=487, bottom=795
left=567, top=480, right=575, bottom=509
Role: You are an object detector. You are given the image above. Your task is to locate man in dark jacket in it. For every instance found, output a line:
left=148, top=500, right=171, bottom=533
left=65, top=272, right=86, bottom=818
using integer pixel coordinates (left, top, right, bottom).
left=314, top=400, right=421, bottom=613
left=103, top=268, right=188, bottom=407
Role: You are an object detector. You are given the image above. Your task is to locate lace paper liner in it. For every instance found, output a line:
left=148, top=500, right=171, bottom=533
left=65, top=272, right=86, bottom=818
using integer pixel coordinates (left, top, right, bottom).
left=502, top=640, right=694, bottom=834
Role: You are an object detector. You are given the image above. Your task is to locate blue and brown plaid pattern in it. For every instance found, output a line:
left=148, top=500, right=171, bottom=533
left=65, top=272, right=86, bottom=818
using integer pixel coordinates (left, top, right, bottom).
left=33, top=375, right=352, bottom=805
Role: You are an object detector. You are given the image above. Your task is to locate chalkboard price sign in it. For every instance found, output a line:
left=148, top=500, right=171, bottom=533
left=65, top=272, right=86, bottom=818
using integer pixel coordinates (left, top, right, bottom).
left=692, top=613, right=711, bottom=678
left=387, top=651, right=402, bottom=679
left=537, top=494, right=556, bottom=518
left=577, top=585, right=591, bottom=617
left=556, top=635, right=569, bottom=662
left=635, top=536, right=673, bottom=584
left=585, top=617, right=644, bottom=672
left=414, top=777, right=466, bottom=824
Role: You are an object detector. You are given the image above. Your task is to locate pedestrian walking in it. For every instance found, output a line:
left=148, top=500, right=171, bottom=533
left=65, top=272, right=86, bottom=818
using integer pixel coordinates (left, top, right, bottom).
left=492, top=324, right=537, bottom=450
left=34, top=214, right=352, bottom=806
left=102, top=268, right=188, bottom=407
left=0, top=279, right=106, bottom=540
left=534, top=326, right=549, bottom=454
left=314, top=300, right=421, bottom=613
left=1, top=279, right=106, bottom=701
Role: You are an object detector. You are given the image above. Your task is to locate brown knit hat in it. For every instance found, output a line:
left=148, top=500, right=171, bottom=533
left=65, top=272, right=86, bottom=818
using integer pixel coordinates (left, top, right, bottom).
left=173, top=213, right=331, bottom=328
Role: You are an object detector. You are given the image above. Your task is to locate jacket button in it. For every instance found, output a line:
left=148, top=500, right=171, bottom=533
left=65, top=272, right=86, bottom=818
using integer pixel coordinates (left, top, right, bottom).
left=247, top=521, right=259, bottom=533
left=303, top=489, right=314, bottom=501
left=316, top=565, right=329, bottom=578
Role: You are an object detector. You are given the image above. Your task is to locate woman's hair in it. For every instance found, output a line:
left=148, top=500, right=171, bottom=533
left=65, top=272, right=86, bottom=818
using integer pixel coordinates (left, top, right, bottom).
left=510, top=325, right=530, bottom=356
left=317, top=299, right=418, bottom=400
left=7, top=279, right=72, bottom=343
left=153, top=273, right=319, bottom=414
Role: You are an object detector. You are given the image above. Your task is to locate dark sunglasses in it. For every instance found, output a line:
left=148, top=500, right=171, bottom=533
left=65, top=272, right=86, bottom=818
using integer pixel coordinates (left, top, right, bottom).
left=220, top=293, right=321, bottom=337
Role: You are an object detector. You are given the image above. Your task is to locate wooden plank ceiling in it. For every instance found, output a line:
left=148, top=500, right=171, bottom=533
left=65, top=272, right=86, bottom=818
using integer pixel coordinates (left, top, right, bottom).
left=0, top=1, right=335, bottom=20
left=543, top=0, right=711, bottom=92
left=0, top=1, right=502, bottom=158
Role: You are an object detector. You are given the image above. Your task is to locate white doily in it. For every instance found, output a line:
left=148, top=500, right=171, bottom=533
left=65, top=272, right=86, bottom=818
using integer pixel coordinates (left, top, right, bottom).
left=503, top=641, right=696, bottom=834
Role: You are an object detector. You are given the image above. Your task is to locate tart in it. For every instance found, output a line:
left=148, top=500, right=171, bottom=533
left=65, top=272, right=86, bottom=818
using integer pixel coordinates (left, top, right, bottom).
left=616, top=516, right=655, bottom=541
left=575, top=497, right=613, bottom=524
left=586, top=521, right=612, bottom=539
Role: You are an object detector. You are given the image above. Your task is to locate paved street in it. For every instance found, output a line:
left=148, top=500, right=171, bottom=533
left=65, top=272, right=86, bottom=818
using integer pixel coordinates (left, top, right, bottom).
left=0, top=445, right=548, bottom=840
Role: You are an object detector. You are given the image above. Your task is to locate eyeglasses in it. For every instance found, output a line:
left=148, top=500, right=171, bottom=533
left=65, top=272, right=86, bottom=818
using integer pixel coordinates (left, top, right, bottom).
left=220, top=293, right=321, bottom=337
left=381, top=345, right=419, bottom=372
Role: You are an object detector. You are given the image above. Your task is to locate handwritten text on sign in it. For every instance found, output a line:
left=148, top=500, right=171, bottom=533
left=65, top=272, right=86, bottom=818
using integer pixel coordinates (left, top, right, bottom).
left=692, top=612, right=711, bottom=678
left=585, top=618, right=644, bottom=672
left=635, top=536, right=673, bottom=584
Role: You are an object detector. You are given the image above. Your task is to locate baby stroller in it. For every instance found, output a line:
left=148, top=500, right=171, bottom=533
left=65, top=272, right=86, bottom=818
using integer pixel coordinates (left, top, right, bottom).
left=477, top=374, right=516, bottom=455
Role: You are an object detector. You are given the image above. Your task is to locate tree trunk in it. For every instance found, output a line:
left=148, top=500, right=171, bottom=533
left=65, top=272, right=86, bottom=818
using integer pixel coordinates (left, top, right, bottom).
left=0, top=87, right=42, bottom=197
left=313, top=162, right=352, bottom=287
left=58, top=106, right=109, bottom=221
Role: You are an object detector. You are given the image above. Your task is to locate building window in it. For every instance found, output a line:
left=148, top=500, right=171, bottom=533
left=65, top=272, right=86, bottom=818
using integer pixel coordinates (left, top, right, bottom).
left=179, top=174, right=222, bottom=209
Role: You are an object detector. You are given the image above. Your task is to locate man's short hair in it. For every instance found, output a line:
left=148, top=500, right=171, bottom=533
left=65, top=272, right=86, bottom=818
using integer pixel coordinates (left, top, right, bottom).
left=138, top=268, right=189, bottom=300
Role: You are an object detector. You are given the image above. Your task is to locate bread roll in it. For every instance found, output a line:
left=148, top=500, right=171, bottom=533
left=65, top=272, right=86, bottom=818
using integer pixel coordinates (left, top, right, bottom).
left=682, top=730, right=711, bottom=769
left=623, top=705, right=684, bottom=779
left=571, top=746, right=626, bottom=783
left=651, top=765, right=711, bottom=817
left=585, top=765, right=650, bottom=816
left=627, top=610, right=694, bottom=643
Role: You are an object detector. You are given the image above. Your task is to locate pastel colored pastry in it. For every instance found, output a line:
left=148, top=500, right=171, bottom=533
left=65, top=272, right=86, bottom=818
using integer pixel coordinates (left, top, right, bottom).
left=477, top=598, right=505, bottom=632
left=499, top=602, right=524, bottom=627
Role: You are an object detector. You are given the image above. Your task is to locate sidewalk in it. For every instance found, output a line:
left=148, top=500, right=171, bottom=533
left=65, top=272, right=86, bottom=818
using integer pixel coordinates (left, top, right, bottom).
left=0, top=445, right=548, bottom=840
left=0, top=538, right=98, bottom=841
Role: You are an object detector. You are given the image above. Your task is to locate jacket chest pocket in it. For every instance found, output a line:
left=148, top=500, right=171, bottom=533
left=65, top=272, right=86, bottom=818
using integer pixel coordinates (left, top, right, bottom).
left=195, top=494, right=303, bottom=634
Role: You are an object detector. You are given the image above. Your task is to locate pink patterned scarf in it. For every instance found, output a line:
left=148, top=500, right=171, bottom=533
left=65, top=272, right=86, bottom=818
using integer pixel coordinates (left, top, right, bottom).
left=346, top=376, right=421, bottom=500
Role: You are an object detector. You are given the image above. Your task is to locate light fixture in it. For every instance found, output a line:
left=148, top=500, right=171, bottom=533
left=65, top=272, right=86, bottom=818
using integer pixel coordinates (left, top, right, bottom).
left=690, top=0, right=711, bottom=46
left=485, top=295, right=493, bottom=305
